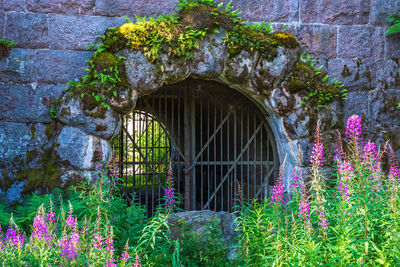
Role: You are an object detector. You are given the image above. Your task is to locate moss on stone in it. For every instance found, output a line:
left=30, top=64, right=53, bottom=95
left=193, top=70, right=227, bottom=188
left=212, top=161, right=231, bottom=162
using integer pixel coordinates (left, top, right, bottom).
left=45, top=125, right=54, bottom=139
left=26, top=150, right=38, bottom=164
left=269, top=32, right=299, bottom=49
left=16, top=145, right=63, bottom=194
left=30, top=125, right=36, bottom=139
left=341, top=65, right=351, bottom=77
left=179, top=3, right=233, bottom=31
left=95, top=125, right=107, bottom=132
left=94, top=52, right=122, bottom=72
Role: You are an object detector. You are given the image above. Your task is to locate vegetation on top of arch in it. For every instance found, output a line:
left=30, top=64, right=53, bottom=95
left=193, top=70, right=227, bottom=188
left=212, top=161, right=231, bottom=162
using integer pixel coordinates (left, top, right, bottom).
left=54, top=0, right=348, bottom=117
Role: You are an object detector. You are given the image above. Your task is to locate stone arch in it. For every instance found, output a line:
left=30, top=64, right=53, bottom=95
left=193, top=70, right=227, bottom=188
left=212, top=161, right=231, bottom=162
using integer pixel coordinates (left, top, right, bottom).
left=54, top=29, right=326, bottom=190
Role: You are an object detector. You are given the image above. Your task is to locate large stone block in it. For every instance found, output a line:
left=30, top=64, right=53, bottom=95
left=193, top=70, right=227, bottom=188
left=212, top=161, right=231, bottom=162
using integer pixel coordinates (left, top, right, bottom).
left=370, top=0, right=400, bottom=26
left=55, top=126, right=111, bottom=170
left=26, top=0, right=95, bottom=15
left=3, top=0, right=26, bottom=11
left=368, top=88, right=400, bottom=128
left=0, top=122, right=49, bottom=169
left=327, top=58, right=376, bottom=90
left=118, top=49, right=164, bottom=95
left=224, top=50, right=259, bottom=84
left=0, top=83, right=64, bottom=123
left=294, top=25, right=337, bottom=59
left=218, top=0, right=299, bottom=22
left=57, top=97, right=122, bottom=140
left=5, top=12, right=48, bottom=49
left=0, top=12, right=4, bottom=38
left=342, top=90, right=370, bottom=127
left=375, top=59, right=400, bottom=89
left=338, top=26, right=384, bottom=58
left=190, top=31, right=227, bottom=79
left=94, top=0, right=177, bottom=17
left=48, top=15, right=125, bottom=50
left=300, top=0, right=369, bottom=24
left=0, top=48, right=36, bottom=83
left=36, top=49, right=92, bottom=83
left=385, top=33, right=400, bottom=58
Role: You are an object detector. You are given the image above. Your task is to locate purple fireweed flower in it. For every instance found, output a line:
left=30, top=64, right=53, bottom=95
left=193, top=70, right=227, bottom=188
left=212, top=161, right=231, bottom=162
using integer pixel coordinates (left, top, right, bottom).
left=164, top=187, right=176, bottom=211
left=92, top=232, right=103, bottom=250
left=317, top=207, right=328, bottom=230
left=133, top=254, right=142, bottom=267
left=311, top=123, right=323, bottom=168
left=66, top=215, right=76, bottom=228
left=363, top=141, right=377, bottom=163
left=164, top=167, right=176, bottom=212
left=120, top=250, right=131, bottom=261
left=271, top=183, right=284, bottom=204
left=390, top=167, right=400, bottom=179
left=32, top=215, right=50, bottom=242
left=289, top=168, right=302, bottom=194
left=338, top=161, right=354, bottom=200
left=298, top=199, right=310, bottom=220
left=345, top=115, right=362, bottom=141
left=106, top=259, right=117, bottom=267
left=105, top=238, right=114, bottom=253
left=6, top=228, right=25, bottom=248
left=46, top=212, right=55, bottom=223
left=59, top=238, right=77, bottom=259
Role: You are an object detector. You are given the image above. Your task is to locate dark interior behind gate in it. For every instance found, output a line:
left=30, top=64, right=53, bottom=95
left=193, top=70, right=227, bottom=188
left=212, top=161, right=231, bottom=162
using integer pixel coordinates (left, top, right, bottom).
left=112, top=78, right=279, bottom=216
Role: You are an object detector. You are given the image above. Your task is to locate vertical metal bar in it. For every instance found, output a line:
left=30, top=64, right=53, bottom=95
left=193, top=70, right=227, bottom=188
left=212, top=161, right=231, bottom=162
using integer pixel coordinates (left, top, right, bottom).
left=253, top=115, right=256, bottom=200
left=227, top=105, right=230, bottom=212
left=177, top=86, right=181, bottom=196
left=200, top=90, right=203, bottom=208
left=247, top=111, right=250, bottom=203
left=220, top=102, right=223, bottom=211
left=151, top=107, right=155, bottom=215
left=184, top=82, right=191, bottom=210
left=133, top=114, right=137, bottom=197
left=260, top=121, right=264, bottom=200
left=240, top=109, right=244, bottom=203
left=207, top=96, right=211, bottom=211
left=190, top=86, right=196, bottom=210
left=266, top=129, right=270, bottom=197
left=145, top=113, right=149, bottom=215
left=213, top=101, right=217, bottom=211
left=233, top=111, right=237, bottom=210
left=119, top=119, right=124, bottom=184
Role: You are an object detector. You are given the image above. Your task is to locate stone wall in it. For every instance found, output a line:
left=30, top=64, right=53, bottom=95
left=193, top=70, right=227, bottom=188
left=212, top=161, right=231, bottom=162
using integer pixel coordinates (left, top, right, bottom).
left=0, top=0, right=399, bottom=200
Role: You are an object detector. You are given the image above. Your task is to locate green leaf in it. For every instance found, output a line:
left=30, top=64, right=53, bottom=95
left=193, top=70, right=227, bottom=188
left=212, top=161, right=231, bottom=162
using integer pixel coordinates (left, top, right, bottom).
left=387, top=14, right=400, bottom=23
left=322, top=74, right=329, bottom=82
left=386, top=23, right=400, bottom=36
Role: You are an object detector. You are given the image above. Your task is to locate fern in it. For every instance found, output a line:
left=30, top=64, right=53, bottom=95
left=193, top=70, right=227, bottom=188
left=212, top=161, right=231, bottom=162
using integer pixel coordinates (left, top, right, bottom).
left=386, top=14, right=400, bottom=36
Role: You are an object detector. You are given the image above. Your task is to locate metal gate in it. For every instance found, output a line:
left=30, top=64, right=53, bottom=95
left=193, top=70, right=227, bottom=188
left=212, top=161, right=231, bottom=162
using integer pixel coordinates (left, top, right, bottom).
left=112, top=78, right=279, bottom=215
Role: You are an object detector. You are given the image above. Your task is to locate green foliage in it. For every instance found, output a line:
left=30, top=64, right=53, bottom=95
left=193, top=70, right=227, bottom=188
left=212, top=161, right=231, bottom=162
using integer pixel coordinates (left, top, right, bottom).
left=49, top=108, right=57, bottom=119
left=235, top=119, right=400, bottom=265
left=386, top=14, right=400, bottom=36
left=298, top=52, right=348, bottom=109
left=0, top=39, right=16, bottom=47
left=175, top=219, right=231, bottom=266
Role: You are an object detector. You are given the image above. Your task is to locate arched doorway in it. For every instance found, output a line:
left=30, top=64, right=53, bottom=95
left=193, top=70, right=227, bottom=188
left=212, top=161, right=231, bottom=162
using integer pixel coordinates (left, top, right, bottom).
left=113, top=78, right=279, bottom=215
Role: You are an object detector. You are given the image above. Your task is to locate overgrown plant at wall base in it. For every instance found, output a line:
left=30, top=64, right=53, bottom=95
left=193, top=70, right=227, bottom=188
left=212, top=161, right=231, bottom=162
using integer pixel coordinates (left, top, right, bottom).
left=54, top=0, right=347, bottom=119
